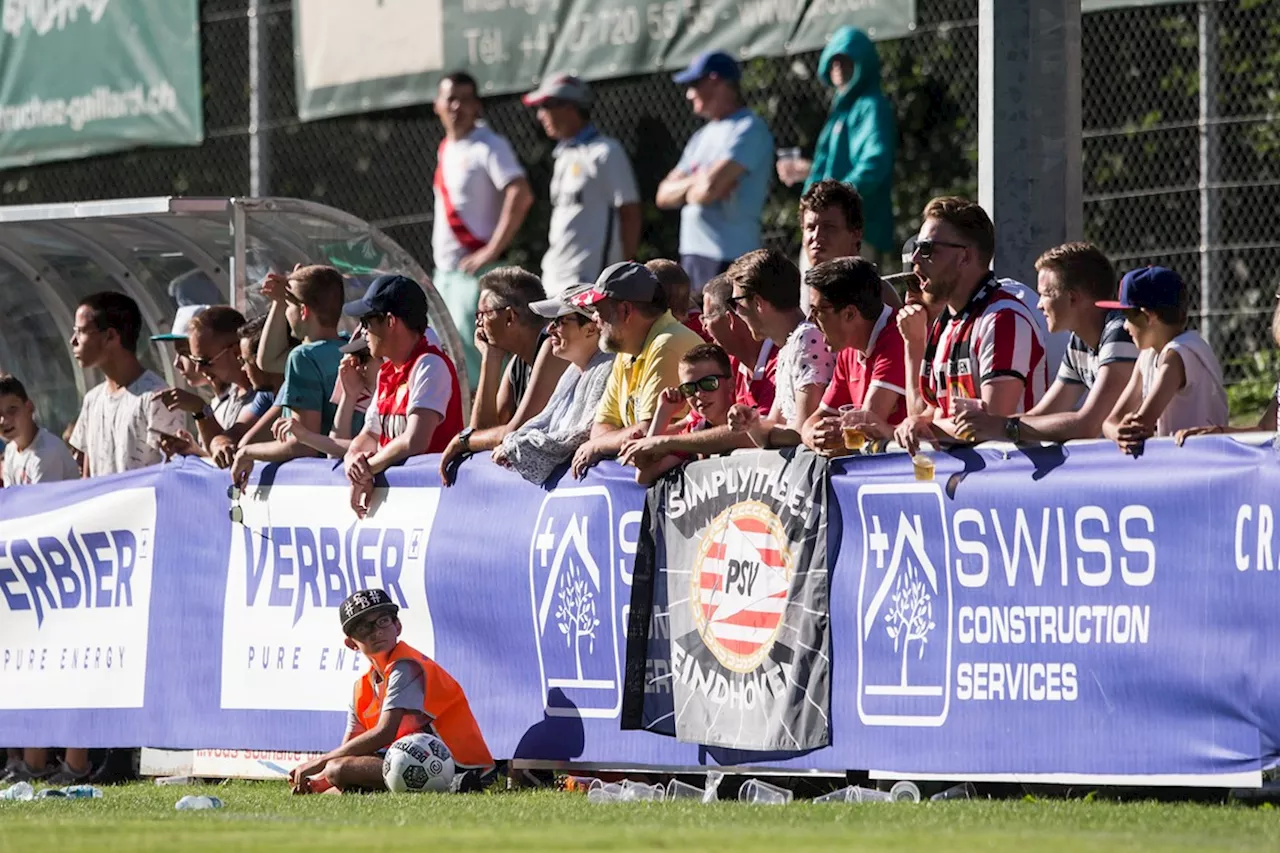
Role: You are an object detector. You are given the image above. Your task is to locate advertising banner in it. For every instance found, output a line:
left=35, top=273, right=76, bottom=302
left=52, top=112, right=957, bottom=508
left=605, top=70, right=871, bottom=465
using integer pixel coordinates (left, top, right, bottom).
left=1, top=440, right=1279, bottom=784
left=622, top=450, right=831, bottom=752
left=0, top=0, right=203, bottom=169
left=291, top=0, right=916, bottom=121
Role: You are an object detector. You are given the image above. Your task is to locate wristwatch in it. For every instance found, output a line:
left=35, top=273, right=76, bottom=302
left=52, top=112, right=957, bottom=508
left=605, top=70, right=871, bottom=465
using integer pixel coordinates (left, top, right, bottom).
left=1003, top=417, right=1021, bottom=443
left=193, top=404, right=213, bottom=421
left=458, top=426, right=475, bottom=454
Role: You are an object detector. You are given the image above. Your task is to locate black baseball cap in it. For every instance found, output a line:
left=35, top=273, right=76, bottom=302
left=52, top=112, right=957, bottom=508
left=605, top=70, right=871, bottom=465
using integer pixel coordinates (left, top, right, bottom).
left=339, top=588, right=399, bottom=635
left=343, top=274, right=428, bottom=329
left=568, top=261, right=660, bottom=308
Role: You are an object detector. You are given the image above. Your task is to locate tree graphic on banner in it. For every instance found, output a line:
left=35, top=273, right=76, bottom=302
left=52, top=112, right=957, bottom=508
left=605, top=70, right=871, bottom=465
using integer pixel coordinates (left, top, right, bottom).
left=884, top=562, right=935, bottom=688
left=554, top=560, right=599, bottom=682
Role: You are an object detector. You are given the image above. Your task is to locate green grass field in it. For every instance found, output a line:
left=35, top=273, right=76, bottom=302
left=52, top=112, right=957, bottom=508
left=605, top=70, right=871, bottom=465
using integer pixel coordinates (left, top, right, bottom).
left=1, top=782, right=1277, bottom=853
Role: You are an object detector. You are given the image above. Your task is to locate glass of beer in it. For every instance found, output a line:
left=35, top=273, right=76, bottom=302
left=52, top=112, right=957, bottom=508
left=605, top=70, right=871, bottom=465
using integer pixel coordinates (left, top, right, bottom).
left=912, top=454, right=935, bottom=481
left=838, top=405, right=866, bottom=451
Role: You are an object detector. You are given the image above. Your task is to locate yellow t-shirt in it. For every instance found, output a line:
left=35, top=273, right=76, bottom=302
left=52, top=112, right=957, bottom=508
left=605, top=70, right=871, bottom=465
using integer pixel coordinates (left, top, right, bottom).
left=596, top=312, right=705, bottom=428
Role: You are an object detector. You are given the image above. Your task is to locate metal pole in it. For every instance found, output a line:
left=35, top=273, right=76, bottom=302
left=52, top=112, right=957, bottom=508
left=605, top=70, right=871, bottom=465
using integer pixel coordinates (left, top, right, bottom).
left=978, top=0, right=1082, bottom=284
left=248, top=0, right=271, bottom=198
left=1198, top=1, right=1220, bottom=353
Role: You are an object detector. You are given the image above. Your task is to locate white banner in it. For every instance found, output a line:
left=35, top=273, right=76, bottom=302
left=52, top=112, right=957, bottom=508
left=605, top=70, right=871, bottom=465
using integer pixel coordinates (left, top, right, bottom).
left=219, top=485, right=439, bottom=712
left=0, top=487, right=156, bottom=709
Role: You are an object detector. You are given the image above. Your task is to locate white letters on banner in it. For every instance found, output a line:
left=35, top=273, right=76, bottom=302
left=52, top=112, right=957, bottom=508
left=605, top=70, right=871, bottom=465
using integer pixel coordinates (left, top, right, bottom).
left=219, top=485, right=439, bottom=712
left=0, top=487, right=156, bottom=709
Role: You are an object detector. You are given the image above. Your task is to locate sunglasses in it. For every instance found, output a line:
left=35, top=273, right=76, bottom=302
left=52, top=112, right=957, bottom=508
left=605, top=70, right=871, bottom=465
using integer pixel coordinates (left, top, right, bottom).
left=359, top=312, right=387, bottom=329
left=913, top=238, right=970, bottom=259
left=350, top=612, right=394, bottom=639
left=678, top=375, right=729, bottom=398
left=727, top=293, right=753, bottom=314
left=549, top=313, right=587, bottom=329
left=189, top=344, right=235, bottom=368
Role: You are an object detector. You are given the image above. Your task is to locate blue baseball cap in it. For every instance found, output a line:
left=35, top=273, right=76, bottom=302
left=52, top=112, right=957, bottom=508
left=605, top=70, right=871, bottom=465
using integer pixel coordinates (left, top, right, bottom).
left=1096, top=266, right=1185, bottom=310
left=343, top=274, right=428, bottom=329
left=673, top=51, right=741, bottom=85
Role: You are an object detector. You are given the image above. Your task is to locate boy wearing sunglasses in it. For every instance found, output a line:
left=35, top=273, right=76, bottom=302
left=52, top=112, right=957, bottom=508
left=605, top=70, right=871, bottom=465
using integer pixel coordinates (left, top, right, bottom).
left=289, top=588, right=494, bottom=795
left=619, top=344, right=748, bottom=484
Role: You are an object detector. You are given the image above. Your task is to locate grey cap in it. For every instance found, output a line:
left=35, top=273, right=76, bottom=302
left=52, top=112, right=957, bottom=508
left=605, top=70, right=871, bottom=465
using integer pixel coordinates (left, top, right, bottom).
left=339, top=328, right=369, bottom=354
left=568, top=262, right=659, bottom=308
left=530, top=293, right=593, bottom=319
left=522, top=73, right=593, bottom=107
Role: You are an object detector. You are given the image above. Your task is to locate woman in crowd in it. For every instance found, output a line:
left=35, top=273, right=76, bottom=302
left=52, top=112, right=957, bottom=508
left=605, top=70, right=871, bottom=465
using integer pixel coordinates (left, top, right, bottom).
left=491, top=295, right=614, bottom=484
left=439, top=267, right=567, bottom=482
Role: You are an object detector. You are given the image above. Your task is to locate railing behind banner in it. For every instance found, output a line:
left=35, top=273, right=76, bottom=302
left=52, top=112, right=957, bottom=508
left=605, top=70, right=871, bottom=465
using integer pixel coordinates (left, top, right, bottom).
left=1, top=437, right=1279, bottom=786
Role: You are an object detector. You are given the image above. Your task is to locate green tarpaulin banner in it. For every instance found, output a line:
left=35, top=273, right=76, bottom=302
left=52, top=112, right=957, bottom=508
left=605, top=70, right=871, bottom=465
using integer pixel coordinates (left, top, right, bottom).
left=293, top=0, right=917, bottom=122
left=0, top=0, right=204, bottom=170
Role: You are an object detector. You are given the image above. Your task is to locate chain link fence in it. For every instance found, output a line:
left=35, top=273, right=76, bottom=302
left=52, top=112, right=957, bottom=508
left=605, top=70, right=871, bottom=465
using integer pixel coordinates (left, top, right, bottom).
left=1, top=0, right=1276, bottom=409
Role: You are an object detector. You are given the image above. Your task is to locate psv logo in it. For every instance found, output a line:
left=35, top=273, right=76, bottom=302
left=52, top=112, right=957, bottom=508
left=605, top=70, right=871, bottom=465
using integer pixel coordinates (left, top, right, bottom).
left=690, top=501, right=792, bottom=673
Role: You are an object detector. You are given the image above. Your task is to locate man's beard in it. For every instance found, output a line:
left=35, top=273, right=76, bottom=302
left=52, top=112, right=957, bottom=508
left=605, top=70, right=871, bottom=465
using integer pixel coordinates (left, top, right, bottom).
left=601, top=328, right=622, bottom=353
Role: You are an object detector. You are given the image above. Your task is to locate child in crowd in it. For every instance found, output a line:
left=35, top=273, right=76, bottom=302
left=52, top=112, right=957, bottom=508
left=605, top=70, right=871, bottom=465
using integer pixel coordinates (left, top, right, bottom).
left=1178, top=291, right=1280, bottom=442
left=1099, top=266, right=1227, bottom=453
left=620, top=343, right=738, bottom=484
left=231, top=266, right=346, bottom=490
left=288, top=589, right=493, bottom=795
left=275, top=331, right=380, bottom=458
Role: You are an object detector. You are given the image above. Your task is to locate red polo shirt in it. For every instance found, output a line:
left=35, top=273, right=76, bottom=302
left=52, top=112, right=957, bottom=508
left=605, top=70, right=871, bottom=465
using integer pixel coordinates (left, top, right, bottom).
left=820, top=305, right=908, bottom=426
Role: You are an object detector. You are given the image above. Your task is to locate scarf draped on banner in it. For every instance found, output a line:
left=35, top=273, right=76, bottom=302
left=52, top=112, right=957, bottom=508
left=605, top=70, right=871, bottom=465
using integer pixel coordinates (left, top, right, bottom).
left=622, top=449, right=830, bottom=752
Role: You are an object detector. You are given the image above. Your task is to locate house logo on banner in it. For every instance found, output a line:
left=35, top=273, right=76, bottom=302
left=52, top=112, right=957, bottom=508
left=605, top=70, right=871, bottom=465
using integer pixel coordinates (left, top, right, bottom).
left=856, top=483, right=952, bottom=726
left=219, top=485, right=439, bottom=712
left=528, top=486, right=621, bottom=720
left=0, top=487, right=157, bottom=710
left=690, top=502, right=792, bottom=673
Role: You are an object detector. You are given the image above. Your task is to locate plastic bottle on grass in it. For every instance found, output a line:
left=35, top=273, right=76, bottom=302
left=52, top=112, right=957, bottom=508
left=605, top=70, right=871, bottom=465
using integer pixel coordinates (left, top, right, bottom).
left=931, top=782, right=977, bottom=801
left=61, top=786, right=103, bottom=799
left=0, top=782, right=34, bottom=801
left=175, top=795, right=223, bottom=810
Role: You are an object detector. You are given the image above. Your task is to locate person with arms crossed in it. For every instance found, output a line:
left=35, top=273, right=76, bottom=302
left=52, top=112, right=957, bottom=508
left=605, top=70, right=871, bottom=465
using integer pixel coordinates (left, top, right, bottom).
left=893, top=197, right=1048, bottom=454
left=567, top=262, right=704, bottom=478
left=343, top=275, right=464, bottom=517
left=656, top=51, right=774, bottom=292
left=233, top=265, right=347, bottom=489
left=1099, top=266, right=1227, bottom=453
left=289, top=589, right=493, bottom=795
left=523, top=74, right=641, bottom=297
left=433, top=71, right=534, bottom=383
left=723, top=249, right=836, bottom=449
left=800, top=257, right=907, bottom=455
left=954, top=242, right=1137, bottom=443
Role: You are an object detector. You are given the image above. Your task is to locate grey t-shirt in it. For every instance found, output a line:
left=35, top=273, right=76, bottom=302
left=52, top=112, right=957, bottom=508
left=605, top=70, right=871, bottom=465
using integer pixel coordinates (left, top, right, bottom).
left=344, top=659, right=427, bottom=737
left=2, top=427, right=80, bottom=486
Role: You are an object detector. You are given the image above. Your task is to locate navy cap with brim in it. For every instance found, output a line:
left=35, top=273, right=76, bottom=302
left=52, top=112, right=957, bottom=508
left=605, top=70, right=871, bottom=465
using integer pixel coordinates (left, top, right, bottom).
left=1095, top=266, right=1184, bottom=311
left=673, top=51, right=742, bottom=85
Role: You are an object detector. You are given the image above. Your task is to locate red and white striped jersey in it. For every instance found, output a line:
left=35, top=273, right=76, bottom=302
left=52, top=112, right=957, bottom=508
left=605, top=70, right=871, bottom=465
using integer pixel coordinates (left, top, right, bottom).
left=921, top=275, right=1048, bottom=417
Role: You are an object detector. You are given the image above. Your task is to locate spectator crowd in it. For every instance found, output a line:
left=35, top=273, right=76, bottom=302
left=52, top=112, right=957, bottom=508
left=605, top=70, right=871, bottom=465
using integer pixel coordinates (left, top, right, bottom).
left=1, top=34, right=1252, bottom=787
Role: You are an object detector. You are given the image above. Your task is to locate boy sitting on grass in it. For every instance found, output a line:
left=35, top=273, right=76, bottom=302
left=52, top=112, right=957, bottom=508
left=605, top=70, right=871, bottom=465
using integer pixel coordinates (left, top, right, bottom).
left=1099, top=266, right=1227, bottom=454
left=288, top=589, right=493, bottom=795
left=619, top=343, right=746, bottom=484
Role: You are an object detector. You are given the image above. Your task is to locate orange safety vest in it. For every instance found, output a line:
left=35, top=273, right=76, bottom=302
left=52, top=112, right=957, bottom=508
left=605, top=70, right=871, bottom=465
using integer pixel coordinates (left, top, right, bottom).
left=352, top=641, right=494, bottom=770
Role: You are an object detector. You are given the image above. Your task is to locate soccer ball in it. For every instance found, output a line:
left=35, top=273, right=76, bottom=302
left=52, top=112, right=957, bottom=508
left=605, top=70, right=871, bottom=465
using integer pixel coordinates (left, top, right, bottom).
left=382, top=732, right=455, bottom=793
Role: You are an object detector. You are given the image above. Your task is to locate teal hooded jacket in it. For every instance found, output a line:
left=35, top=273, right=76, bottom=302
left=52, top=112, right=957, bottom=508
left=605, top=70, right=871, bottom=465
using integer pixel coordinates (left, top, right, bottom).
left=804, top=27, right=897, bottom=254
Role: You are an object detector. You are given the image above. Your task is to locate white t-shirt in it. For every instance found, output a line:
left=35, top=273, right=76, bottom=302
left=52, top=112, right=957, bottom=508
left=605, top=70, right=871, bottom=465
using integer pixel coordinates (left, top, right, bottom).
left=432, top=124, right=526, bottom=272
left=2, top=427, right=80, bottom=486
left=541, top=129, right=640, bottom=296
left=1137, top=330, right=1228, bottom=436
left=70, top=370, right=186, bottom=477
left=772, top=320, right=836, bottom=427
left=361, top=351, right=454, bottom=441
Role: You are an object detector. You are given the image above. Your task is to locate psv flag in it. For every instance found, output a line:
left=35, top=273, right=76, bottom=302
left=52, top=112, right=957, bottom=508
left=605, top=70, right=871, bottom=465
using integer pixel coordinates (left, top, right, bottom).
left=622, top=450, right=831, bottom=751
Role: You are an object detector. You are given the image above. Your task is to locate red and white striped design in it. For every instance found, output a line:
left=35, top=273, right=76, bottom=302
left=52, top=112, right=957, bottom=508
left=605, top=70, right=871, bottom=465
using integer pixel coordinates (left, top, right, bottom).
left=694, top=512, right=792, bottom=663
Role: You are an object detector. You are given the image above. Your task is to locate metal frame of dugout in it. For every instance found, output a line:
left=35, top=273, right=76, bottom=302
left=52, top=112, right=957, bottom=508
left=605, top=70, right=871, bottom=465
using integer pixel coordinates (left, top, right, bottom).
left=0, top=197, right=469, bottom=437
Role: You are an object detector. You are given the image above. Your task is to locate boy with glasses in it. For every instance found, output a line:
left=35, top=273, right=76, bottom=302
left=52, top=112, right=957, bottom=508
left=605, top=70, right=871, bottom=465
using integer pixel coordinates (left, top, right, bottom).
left=232, top=266, right=346, bottom=489
left=619, top=343, right=744, bottom=484
left=289, top=588, right=493, bottom=795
